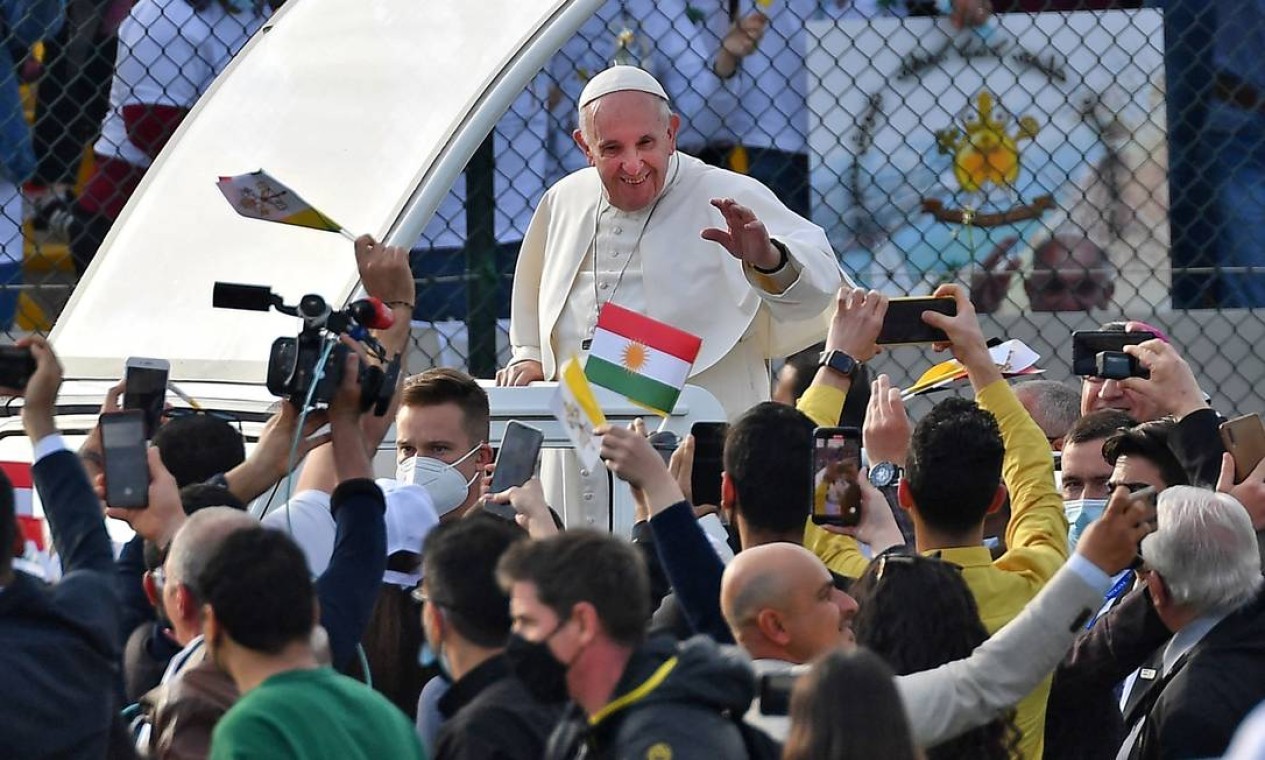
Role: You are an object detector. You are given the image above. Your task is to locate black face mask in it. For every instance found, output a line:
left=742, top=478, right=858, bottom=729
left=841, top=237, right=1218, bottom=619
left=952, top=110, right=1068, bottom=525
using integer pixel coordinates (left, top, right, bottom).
left=505, top=627, right=571, bottom=704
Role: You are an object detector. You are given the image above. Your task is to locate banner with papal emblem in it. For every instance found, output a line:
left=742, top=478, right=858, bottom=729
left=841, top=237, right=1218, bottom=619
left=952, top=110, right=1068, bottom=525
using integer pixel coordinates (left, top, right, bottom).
left=806, top=10, right=1167, bottom=314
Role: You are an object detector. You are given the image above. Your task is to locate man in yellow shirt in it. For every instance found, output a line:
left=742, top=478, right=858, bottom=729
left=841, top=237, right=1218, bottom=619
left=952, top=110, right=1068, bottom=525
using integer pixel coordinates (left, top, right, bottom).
left=809, top=284, right=1067, bottom=759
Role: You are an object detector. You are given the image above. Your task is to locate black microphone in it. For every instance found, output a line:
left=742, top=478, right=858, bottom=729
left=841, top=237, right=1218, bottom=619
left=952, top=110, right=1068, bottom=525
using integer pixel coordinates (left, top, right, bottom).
left=213, top=282, right=276, bottom=312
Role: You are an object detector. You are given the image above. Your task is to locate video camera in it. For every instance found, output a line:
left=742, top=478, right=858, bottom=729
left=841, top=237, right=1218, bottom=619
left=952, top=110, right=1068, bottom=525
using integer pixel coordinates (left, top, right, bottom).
left=213, top=282, right=401, bottom=416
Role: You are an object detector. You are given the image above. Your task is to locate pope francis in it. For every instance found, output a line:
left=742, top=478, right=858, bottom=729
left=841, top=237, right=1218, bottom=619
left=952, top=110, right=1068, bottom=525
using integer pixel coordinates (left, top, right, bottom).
left=498, top=65, right=846, bottom=526
left=501, top=65, right=845, bottom=412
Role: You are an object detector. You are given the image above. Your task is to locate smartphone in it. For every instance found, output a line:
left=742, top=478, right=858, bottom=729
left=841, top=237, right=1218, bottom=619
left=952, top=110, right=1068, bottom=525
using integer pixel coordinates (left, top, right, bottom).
left=485, top=421, right=545, bottom=520
left=123, top=357, right=170, bottom=438
left=690, top=421, right=728, bottom=508
left=0, top=345, right=35, bottom=391
left=1220, top=414, right=1265, bottom=483
left=101, top=410, right=149, bottom=509
left=812, top=427, right=863, bottom=527
left=1070, top=331, right=1154, bottom=376
left=876, top=296, right=956, bottom=346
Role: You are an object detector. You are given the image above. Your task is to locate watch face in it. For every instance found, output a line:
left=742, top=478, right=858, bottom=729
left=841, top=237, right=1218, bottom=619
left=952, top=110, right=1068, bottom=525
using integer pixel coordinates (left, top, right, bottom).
left=870, top=461, right=897, bottom=487
left=823, top=351, right=857, bottom=377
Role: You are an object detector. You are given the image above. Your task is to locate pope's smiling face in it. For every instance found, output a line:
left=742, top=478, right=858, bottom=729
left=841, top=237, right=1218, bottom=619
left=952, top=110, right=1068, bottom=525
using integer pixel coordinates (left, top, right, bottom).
left=574, top=90, right=679, bottom=213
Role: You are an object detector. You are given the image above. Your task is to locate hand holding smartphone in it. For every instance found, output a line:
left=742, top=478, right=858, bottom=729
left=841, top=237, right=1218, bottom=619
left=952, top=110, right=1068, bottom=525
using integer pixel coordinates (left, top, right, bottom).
left=124, top=357, right=170, bottom=439
left=484, top=421, right=545, bottom=520
left=101, top=410, right=149, bottom=509
left=812, top=427, right=863, bottom=527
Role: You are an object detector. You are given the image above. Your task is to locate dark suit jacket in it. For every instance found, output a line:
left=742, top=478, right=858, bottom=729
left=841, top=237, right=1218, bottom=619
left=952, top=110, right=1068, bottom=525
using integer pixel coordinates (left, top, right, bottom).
left=1124, top=590, right=1265, bottom=760
left=1043, top=584, right=1172, bottom=760
left=0, top=448, right=121, bottom=758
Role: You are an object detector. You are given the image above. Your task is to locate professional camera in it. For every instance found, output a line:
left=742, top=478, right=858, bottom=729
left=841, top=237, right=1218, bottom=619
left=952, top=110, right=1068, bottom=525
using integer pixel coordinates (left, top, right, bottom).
left=213, top=282, right=401, bottom=415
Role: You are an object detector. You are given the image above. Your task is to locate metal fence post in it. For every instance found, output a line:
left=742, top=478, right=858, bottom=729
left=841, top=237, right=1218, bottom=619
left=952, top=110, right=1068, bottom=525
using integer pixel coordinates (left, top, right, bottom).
left=465, top=134, right=498, bottom=378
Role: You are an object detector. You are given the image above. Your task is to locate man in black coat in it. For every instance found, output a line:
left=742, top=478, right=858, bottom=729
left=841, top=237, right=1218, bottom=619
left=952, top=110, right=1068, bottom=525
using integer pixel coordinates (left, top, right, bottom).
left=1118, top=485, right=1265, bottom=760
left=420, top=514, right=564, bottom=760
left=0, top=337, right=121, bottom=757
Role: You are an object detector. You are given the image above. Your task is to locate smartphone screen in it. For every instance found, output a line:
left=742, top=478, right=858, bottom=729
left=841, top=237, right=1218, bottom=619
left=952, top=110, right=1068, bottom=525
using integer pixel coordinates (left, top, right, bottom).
left=101, top=411, right=149, bottom=509
left=1070, top=331, right=1154, bottom=376
left=486, top=421, right=545, bottom=519
left=876, top=297, right=956, bottom=345
left=812, top=427, right=862, bottom=526
left=124, top=357, right=170, bottom=438
left=690, top=421, right=728, bottom=508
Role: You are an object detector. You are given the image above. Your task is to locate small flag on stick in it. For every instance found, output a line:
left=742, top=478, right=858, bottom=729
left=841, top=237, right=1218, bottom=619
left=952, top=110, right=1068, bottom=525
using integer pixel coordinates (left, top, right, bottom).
left=217, top=170, right=356, bottom=240
left=585, top=303, right=702, bottom=417
left=551, top=356, right=607, bottom=470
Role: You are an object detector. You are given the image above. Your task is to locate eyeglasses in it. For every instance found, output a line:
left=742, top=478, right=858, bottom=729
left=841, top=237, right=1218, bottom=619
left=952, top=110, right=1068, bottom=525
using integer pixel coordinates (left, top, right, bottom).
left=165, top=407, right=244, bottom=435
left=873, top=552, right=917, bottom=584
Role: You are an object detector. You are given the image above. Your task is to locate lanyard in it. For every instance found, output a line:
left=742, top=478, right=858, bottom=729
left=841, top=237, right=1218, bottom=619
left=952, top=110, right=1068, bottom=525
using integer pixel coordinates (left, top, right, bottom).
left=1085, top=571, right=1135, bottom=630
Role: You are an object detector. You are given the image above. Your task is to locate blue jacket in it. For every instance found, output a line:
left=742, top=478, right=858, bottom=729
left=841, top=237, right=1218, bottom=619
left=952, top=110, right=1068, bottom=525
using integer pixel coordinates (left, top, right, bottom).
left=0, top=448, right=121, bottom=758
left=0, top=0, right=64, bottom=181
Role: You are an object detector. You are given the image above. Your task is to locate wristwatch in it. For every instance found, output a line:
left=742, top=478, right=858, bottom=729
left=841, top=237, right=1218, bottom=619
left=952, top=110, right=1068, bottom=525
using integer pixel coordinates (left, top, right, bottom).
left=869, top=461, right=903, bottom=488
left=818, top=350, right=861, bottom=379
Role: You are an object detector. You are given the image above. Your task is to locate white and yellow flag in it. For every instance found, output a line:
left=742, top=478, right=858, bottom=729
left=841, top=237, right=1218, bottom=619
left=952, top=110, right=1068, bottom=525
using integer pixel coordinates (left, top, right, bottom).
left=551, top=356, right=607, bottom=470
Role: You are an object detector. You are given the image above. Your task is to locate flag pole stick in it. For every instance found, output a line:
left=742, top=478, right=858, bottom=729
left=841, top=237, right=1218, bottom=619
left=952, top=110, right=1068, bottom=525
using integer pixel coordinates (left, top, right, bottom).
left=656, top=414, right=670, bottom=434
left=337, top=227, right=358, bottom=242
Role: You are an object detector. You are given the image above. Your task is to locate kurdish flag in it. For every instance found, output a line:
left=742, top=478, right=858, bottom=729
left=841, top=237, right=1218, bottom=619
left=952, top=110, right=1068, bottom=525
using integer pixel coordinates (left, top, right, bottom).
left=585, top=304, right=702, bottom=416
left=216, top=170, right=353, bottom=238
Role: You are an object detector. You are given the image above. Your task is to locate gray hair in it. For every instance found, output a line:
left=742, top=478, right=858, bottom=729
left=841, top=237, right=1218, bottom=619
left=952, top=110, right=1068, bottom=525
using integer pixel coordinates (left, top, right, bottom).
left=166, top=507, right=260, bottom=601
left=1014, top=380, right=1081, bottom=440
left=1140, top=486, right=1263, bottom=614
left=579, top=94, right=672, bottom=150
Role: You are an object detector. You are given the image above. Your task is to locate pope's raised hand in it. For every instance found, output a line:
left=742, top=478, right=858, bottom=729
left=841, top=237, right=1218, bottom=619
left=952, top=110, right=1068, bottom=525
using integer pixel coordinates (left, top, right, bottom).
left=701, top=198, right=783, bottom=271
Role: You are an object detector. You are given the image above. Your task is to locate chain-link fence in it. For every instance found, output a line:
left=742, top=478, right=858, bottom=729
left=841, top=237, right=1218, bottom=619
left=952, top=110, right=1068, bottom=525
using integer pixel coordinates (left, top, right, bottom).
left=6, top=0, right=1264, bottom=414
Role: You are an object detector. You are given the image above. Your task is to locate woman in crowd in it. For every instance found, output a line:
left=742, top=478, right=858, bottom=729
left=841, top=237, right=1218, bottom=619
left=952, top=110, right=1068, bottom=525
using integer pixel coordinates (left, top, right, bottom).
left=853, top=553, right=1021, bottom=760
left=782, top=648, right=920, bottom=760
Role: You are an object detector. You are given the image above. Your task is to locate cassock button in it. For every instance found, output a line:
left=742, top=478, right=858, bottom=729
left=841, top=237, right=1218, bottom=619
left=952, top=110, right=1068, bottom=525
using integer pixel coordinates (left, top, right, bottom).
left=600, top=282, right=609, bottom=290
left=580, top=469, right=590, bottom=477
left=583, top=493, right=593, bottom=501
left=613, top=226, right=623, bottom=234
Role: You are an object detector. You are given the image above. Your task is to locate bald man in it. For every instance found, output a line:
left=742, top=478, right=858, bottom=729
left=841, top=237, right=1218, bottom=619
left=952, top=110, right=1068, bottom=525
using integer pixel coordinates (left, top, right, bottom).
left=720, top=543, right=857, bottom=667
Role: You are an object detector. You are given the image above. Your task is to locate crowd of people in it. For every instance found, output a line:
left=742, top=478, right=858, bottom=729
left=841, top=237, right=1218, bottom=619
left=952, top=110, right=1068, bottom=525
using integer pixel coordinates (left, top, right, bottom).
left=5, top=1, right=1265, bottom=760
left=4, top=217, right=1265, bottom=758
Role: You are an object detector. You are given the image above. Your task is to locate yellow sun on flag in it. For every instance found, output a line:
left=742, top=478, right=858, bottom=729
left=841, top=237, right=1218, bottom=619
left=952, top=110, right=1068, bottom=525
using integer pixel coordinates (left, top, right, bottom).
left=621, top=342, right=649, bottom=373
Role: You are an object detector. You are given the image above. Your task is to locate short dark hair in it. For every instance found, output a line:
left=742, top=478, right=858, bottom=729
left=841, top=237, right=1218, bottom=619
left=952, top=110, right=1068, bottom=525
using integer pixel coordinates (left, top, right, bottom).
left=153, top=415, right=246, bottom=488
left=0, top=468, right=13, bottom=574
left=402, top=368, right=490, bottom=444
left=784, top=344, right=823, bottom=403
left=497, top=530, right=649, bottom=647
left=1102, top=418, right=1189, bottom=488
left=179, top=483, right=246, bottom=514
left=724, top=402, right=815, bottom=534
left=422, top=516, right=525, bottom=648
left=905, top=397, right=1004, bottom=535
left=1064, top=409, right=1137, bottom=448
left=199, top=529, right=314, bottom=654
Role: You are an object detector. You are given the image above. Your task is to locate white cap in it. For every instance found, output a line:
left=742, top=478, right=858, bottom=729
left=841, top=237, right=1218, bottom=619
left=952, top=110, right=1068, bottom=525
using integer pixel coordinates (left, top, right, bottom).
left=378, top=478, right=440, bottom=588
left=263, top=480, right=439, bottom=587
left=578, top=65, right=669, bottom=114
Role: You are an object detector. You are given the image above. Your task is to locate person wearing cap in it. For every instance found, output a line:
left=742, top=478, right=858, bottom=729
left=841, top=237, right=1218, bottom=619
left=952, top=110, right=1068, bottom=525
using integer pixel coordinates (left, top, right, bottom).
left=500, top=65, right=843, bottom=525
left=500, top=64, right=843, bottom=413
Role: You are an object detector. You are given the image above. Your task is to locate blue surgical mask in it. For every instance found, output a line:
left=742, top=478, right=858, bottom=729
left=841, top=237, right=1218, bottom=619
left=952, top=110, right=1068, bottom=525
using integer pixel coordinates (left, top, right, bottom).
left=1065, top=498, right=1109, bottom=551
left=418, top=640, right=452, bottom=682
